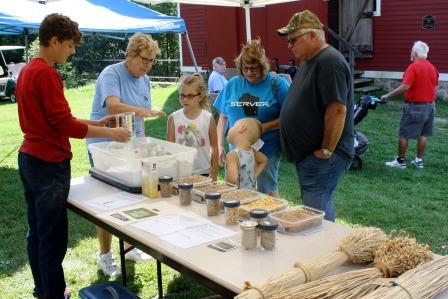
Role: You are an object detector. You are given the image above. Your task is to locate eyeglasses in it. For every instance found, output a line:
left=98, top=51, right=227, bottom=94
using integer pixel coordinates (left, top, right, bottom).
left=179, top=93, right=200, bottom=100
left=139, top=54, right=157, bottom=65
left=287, top=31, right=310, bottom=46
left=242, top=66, right=260, bottom=73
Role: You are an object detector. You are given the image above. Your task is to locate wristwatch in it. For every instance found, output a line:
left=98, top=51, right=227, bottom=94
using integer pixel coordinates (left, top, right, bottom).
left=321, top=148, right=333, bottom=158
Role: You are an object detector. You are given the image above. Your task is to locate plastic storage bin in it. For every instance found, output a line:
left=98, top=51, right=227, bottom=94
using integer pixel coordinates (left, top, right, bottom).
left=88, top=137, right=197, bottom=187
left=270, top=206, right=325, bottom=234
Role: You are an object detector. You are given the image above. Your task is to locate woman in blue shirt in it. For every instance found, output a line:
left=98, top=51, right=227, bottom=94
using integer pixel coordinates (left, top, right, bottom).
left=214, top=39, right=290, bottom=197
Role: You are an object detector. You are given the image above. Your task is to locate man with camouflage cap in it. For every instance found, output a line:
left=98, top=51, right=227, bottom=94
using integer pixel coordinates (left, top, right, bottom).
left=278, top=10, right=354, bottom=221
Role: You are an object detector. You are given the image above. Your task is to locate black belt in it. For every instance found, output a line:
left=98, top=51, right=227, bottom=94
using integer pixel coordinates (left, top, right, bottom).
left=406, top=101, right=433, bottom=105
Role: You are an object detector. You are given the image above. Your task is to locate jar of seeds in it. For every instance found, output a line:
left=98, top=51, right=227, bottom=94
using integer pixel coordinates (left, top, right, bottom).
left=240, top=220, right=258, bottom=250
left=178, top=183, right=193, bottom=205
left=205, top=192, right=221, bottom=216
left=250, top=208, right=268, bottom=235
left=159, top=175, right=173, bottom=198
left=259, top=220, right=278, bottom=250
left=223, top=199, right=240, bottom=225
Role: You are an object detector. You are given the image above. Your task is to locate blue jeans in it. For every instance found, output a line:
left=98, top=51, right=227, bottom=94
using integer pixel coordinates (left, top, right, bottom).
left=257, top=149, right=281, bottom=193
left=295, top=153, right=350, bottom=222
left=18, top=152, right=71, bottom=299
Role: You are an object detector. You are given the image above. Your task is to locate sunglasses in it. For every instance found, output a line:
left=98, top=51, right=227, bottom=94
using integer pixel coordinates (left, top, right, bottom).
left=287, top=31, right=310, bottom=46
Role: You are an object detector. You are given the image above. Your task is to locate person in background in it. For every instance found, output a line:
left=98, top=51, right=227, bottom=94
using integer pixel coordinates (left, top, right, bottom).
left=167, top=73, right=219, bottom=180
left=278, top=10, right=354, bottom=221
left=208, top=57, right=228, bottom=93
left=87, top=33, right=165, bottom=276
left=214, top=39, right=290, bottom=197
left=17, top=13, right=130, bottom=299
left=226, top=118, right=268, bottom=190
left=382, top=41, right=439, bottom=169
left=286, top=59, right=297, bottom=79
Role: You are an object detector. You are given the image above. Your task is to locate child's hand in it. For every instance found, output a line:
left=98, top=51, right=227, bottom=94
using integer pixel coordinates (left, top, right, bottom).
left=97, top=115, right=116, bottom=128
left=218, top=145, right=226, bottom=167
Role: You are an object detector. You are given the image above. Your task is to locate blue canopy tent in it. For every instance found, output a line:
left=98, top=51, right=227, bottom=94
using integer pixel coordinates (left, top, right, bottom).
left=0, top=0, right=198, bottom=69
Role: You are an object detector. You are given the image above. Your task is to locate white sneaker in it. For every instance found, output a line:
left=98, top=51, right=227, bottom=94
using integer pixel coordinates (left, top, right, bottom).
left=410, top=158, right=424, bottom=169
left=126, top=248, right=153, bottom=262
left=97, top=251, right=121, bottom=276
left=385, top=157, right=406, bottom=169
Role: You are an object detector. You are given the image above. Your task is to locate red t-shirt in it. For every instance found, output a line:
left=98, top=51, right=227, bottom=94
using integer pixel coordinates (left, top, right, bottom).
left=17, top=58, right=88, bottom=162
left=402, top=59, right=439, bottom=102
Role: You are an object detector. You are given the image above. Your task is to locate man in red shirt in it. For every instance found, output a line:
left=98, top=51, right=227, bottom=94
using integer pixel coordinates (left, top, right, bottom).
left=17, top=14, right=130, bottom=299
left=382, top=41, right=439, bottom=169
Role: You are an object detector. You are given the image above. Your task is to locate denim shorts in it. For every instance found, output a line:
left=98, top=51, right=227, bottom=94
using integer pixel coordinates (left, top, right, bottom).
left=399, top=102, right=435, bottom=139
left=257, top=149, right=281, bottom=193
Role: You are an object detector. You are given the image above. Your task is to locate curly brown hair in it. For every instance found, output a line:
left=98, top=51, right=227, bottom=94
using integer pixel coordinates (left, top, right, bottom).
left=234, top=38, right=271, bottom=79
left=39, top=13, right=82, bottom=47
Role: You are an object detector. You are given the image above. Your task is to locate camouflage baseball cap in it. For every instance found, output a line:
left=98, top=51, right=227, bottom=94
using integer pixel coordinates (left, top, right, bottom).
left=277, top=10, right=323, bottom=36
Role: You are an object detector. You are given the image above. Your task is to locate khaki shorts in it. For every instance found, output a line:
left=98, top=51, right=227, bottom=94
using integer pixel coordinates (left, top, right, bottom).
left=398, top=102, right=435, bottom=139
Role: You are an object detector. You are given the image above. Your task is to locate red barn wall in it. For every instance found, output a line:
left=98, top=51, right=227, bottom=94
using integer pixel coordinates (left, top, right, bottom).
left=356, top=0, right=448, bottom=73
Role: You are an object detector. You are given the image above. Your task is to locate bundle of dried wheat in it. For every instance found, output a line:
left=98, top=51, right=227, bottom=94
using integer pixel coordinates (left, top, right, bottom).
left=362, top=256, right=448, bottom=299
left=268, top=237, right=433, bottom=299
left=235, top=227, right=387, bottom=299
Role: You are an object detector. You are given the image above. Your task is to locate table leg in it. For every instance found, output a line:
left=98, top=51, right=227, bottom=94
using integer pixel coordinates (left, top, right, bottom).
left=157, top=260, right=163, bottom=299
left=119, top=239, right=127, bottom=287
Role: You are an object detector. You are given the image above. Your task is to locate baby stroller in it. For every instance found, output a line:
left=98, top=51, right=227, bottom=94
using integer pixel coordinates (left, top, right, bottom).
left=350, top=93, right=387, bottom=170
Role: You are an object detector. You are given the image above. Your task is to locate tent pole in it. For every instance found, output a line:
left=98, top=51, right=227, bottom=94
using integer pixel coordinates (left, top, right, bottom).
left=184, top=32, right=198, bottom=72
left=244, top=6, right=251, bottom=42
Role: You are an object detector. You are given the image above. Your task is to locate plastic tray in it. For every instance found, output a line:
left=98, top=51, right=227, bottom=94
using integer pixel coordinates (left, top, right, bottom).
left=192, top=181, right=237, bottom=203
left=270, top=206, right=325, bottom=234
left=88, top=137, right=197, bottom=186
left=239, top=196, right=288, bottom=218
left=172, top=175, right=213, bottom=195
left=220, top=188, right=264, bottom=205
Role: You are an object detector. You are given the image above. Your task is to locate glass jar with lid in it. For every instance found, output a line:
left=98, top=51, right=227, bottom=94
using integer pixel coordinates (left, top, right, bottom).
left=223, top=199, right=240, bottom=225
left=259, top=220, right=278, bottom=250
left=159, top=175, right=173, bottom=198
left=178, top=183, right=193, bottom=205
left=240, top=220, right=258, bottom=250
left=205, top=192, right=221, bottom=216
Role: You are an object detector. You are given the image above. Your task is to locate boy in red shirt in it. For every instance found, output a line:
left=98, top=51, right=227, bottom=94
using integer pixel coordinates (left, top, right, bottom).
left=382, top=41, right=439, bottom=169
left=17, top=14, right=130, bottom=299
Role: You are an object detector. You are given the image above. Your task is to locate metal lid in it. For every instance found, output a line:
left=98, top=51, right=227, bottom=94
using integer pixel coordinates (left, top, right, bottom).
left=223, top=199, right=240, bottom=208
left=205, top=192, right=221, bottom=200
left=159, top=175, right=173, bottom=183
left=240, top=220, right=257, bottom=230
left=258, top=220, right=278, bottom=231
left=250, top=208, right=268, bottom=219
left=178, top=182, right=193, bottom=190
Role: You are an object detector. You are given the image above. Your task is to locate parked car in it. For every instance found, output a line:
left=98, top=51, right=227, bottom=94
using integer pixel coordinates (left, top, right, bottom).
left=0, top=46, right=26, bottom=102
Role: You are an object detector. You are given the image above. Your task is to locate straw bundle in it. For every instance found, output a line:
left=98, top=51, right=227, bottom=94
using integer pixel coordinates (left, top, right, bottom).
left=236, top=227, right=387, bottom=299
left=268, top=237, right=433, bottom=299
left=362, top=256, right=448, bottom=299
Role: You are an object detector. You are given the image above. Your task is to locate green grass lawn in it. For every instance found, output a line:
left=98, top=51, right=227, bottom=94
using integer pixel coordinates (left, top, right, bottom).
left=0, top=84, right=447, bottom=298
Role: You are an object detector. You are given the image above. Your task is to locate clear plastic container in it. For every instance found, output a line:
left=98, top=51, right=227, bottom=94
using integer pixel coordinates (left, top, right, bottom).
left=240, top=220, right=257, bottom=250
left=116, top=112, right=136, bottom=138
left=239, top=196, right=288, bottom=218
left=88, top=137, right=197, bottom=187
left=259, top=220, right=278, bottom=250
left=159, top=175, right=173, bottom=198
left=223, top=199, right=240, bottom=225
left=178, top=183, right=193, bottom=205
left=205, top=192, right=221, bottom=216
left=270, top=206, right=325, bottom=234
